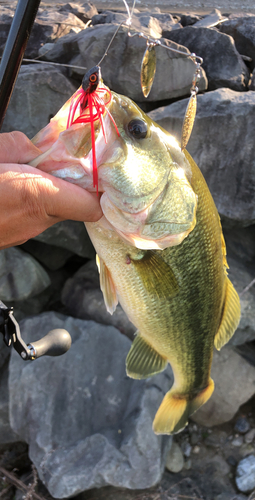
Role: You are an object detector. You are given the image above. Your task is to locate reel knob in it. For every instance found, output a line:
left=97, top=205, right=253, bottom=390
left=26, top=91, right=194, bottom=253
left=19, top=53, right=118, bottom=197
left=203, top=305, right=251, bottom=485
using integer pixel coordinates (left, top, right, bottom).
left=24, top=329, right=72, bottom=360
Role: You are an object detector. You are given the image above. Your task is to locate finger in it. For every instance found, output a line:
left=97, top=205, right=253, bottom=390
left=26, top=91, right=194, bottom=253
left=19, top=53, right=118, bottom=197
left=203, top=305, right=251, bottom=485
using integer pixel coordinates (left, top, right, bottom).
left=15, top=164, right=103, bottom=223
left=37, top=173, right=103, bottom=223
left=0, top=131, right=41, bottom=164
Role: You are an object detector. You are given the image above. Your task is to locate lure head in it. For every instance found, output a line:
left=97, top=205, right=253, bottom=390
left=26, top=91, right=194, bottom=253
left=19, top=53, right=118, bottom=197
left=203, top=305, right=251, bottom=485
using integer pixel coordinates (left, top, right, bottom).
left=82, top=66, right=101, bottom=95
left=32, top=82, right=197, bottom=250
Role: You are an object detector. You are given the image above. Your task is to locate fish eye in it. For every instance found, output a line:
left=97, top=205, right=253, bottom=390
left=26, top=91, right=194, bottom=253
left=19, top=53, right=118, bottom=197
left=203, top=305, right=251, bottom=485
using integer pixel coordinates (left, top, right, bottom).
left=127, top=119, right=148, bottom=139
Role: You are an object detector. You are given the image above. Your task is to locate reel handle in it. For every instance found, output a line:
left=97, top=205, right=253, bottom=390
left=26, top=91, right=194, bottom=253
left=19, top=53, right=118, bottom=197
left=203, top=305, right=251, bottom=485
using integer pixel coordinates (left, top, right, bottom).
left=25, top=329, right=72, bottom=360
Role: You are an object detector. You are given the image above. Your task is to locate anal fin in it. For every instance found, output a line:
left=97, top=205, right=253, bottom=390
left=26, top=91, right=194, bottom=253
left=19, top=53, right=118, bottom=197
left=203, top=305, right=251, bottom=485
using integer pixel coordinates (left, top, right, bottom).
left=126, top=334, right=167, bottom=379
left=96, top=254, right=118, bottom=314
left=214, top=277, right=241, bottom=351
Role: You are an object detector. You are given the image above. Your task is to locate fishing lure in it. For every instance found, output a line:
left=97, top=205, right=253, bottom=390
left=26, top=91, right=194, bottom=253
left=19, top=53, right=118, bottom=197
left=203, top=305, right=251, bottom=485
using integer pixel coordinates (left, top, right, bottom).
left=140, top=41, right=157, bottom=98
left=66, top=65, right=120, bottom=194
left=181, top=61, right=201, bottom=151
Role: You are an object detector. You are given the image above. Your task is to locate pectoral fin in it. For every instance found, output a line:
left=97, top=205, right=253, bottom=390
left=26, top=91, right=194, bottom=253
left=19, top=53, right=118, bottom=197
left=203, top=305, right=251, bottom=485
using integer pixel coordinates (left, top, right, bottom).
left=126, top=334, right=168, bottom=379
left=214, top=277, right=241, bottom=350
left=96, top=255, right=118, bottom=314
left=131, top=250, right=179, bottom=299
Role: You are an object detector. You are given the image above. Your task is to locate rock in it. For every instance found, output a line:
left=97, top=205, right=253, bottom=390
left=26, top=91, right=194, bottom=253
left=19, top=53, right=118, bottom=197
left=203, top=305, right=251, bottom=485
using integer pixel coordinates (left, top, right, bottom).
left=0, top=340, right=10, bottom=372
left=0, top=247, right=50, bottom=302
left=25, top=10, right=86, bottom=59
left=59, top=2, right=98, bottom=23
left=236, top=455, right=255, bottom=492
left=192, top=445, right=200, bottom=454
left=249, top=69, right=255, bottom=90
left=191, top=346, right=255, bottom=427
left=61, top=260, right=136, bottom=339
left=164, top=26, right=249, bottom=91
left=227, top=455, right=238, bottom=466
left=180, top=14, right=202, bottom=27
left=9, top=312, right=173, bottom=497
left=220, top=16, right=255, bottom=70
left=232, top=436, right=244, bottom=447
left=0, top=441, right=30, bottom=471
left=148, top=88, right=255, bottom=225
left=34, top=220, right=95, bottom=258
left=227, top=257, right=255, bottom=346
left=165, top=442, right=184, bottom=473
left=21, top=240, right=74, bottom=271
left=5, top=266, right=69, bottom=321
left=194, top=9, right=224, bottom=28
left=235, top=418, right=251, bottom=434
left=91, top=11, right=163, bottom=38
left=43, top=24, right=207, bottom=102
left=0, top=360, right=19, bottom=444
left=190, top=431, right=199, bottom=445
left=1, top=65, right=76, bottom=138
left=91, top=11, right=127, bottom=26
left=245, top=429, right=255, bottom=444
left=215, top=494, right=247, bottom=500
left=0, top=11, right=13, bottom=56
left=183, top=458, right=192, bottom=469
left=223, top=225, right=255, bottom=266
left=182, top=442, right=192, bottom=458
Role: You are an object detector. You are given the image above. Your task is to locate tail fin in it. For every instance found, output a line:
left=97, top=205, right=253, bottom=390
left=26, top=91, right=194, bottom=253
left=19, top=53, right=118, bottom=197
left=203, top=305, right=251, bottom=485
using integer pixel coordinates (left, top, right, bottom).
left=153, top=378, right=214, bottom=435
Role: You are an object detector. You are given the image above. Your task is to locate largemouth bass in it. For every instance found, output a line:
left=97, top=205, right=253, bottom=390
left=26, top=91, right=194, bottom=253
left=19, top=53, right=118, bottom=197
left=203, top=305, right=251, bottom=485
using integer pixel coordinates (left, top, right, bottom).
left=30, top=80, right=240, bottom=434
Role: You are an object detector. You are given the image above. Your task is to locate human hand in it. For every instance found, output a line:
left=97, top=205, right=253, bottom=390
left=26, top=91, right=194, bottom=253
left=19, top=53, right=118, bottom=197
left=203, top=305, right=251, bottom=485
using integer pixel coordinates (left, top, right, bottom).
left=0, top=131, right=103, bottom=249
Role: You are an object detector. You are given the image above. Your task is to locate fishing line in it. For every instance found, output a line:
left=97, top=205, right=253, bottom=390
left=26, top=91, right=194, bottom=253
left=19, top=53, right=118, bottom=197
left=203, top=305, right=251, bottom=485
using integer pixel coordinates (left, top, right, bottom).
left=97, top=22, right=123, bottom=66
left=22, top=58, right=87, bottom=71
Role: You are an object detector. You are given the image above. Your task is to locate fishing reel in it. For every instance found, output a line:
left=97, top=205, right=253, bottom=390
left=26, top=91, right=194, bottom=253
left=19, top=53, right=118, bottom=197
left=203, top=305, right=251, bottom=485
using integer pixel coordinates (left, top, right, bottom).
left=0, top=300, right=71, bottom=361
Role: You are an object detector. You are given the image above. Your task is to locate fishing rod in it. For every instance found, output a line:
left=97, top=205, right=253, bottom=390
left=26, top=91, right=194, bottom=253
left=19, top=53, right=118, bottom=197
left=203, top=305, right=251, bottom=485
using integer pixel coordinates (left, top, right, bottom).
left=0, top=0, right=72, bottom=360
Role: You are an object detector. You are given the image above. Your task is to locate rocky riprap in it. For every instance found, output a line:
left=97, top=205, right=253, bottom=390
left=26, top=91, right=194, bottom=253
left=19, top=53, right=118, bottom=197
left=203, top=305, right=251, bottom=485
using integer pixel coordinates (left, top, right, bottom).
left=0, top=2, right=255, bottom=500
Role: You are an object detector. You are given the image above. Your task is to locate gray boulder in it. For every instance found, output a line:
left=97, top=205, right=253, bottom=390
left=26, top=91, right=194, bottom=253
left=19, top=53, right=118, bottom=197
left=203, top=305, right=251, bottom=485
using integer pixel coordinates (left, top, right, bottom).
left=34, top=221, right=95, bottom=258
left=220, top=16, right=255, bottom=69
left=191, top=345, right=255, bottom=427
left=0, top=247, right=50, bottom=302
left=164, top=26, right=249, bottom=91
left=0, top=9, right=14, bottom=56
left=24, top=10, right=85, bottom=59
left=42, top=24, right=207, bottom=102
left=227, top=256, right=255, bottom=346
left=148, top=88, right=255, bottom=225
left=180, top=14, right=202, bottom=27
left=193, top=9, right=224, bottom=28
left=223, top=224, right=255, bottom=266
left=249, top=68, right=255, bottom=90
left=21, top=239, right=74, bottom=271
left=0, top=359, right=19, bottom=444
left=61, top=259, right=136, bottom=339
left=9, top=312, right=172, bottom=497
left=91, top=11, right=163, bottom=38
left=59, top=2, right=98, bottom=23
left=1, top=65, right=76, bottom=138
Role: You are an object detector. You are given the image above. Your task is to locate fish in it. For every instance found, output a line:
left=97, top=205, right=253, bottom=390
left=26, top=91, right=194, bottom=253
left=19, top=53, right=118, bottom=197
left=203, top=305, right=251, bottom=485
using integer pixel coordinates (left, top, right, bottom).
left=30, top=78, right=241, bottom=434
